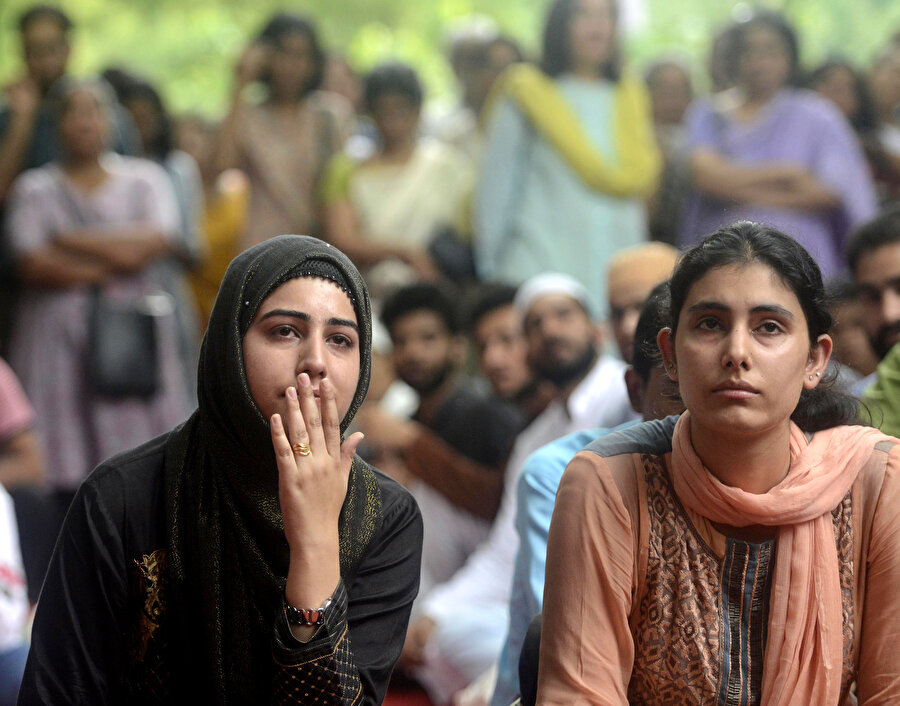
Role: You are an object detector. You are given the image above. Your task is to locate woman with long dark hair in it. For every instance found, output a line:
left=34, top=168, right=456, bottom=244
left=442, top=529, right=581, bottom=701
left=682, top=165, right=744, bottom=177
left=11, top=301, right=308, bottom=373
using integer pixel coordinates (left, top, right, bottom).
left=19, top=235, right=422, bottom=703
left=538, top=221, right=900, bottom=704
left=475, top=0, right=660, bottom=315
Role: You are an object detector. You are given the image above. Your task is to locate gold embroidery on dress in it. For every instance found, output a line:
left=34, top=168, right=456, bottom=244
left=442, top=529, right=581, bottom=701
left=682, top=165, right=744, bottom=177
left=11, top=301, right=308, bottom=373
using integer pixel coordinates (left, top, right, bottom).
left=129, top=548, right=168, bottom=663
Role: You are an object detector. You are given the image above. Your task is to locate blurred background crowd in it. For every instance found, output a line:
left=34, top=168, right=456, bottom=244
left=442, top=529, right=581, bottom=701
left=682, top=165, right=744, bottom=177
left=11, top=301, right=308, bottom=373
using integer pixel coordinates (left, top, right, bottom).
left=1, top=0, right=900, bottom=703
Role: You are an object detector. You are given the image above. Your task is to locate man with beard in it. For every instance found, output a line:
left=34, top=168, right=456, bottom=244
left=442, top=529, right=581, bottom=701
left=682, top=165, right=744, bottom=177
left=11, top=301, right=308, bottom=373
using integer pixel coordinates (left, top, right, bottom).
left=359, top=282, right=525, bottom=619
left=403, top=273, right=635, bottom=706
left=493, top=282, right=684, bottom=706
left=847, top=206, right=900, bottom=434
left=847, top=206, right=900, bottom=394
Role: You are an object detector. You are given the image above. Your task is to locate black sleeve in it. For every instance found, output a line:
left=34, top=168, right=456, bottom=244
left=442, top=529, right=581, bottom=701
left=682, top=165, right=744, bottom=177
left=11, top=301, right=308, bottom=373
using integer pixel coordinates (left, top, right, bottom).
left=17, top=473, right=131, bottom=704
left=271, top=480, right=422, bottom=705
left=475, top=399, right=527, bottom=467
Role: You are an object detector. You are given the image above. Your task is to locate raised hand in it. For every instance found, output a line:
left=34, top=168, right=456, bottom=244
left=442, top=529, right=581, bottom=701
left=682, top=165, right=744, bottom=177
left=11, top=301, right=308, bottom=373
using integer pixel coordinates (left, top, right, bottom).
left=234, top=42, right=272, bottom=90
left=270, top=372, right=364, bottom=633
left=5, top=78, right=40, bottom=120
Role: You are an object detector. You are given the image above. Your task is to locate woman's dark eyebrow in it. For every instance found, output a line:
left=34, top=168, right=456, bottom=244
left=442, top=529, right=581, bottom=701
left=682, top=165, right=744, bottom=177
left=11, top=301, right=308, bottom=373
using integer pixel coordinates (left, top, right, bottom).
left=259, top=308, right=310, bottom=323
left=687, top=301, right=729, bottom=314
left=328, top=317, right=359, bottom=333
left=259, top=309, right=359, bottom=332
left=687, top=301, right=794, bottom=319
left=750, top=304, right=794, bottom=319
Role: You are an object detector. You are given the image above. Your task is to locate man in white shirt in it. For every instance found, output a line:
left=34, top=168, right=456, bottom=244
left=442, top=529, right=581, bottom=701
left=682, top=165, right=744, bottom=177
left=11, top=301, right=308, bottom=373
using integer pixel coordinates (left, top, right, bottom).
left=404, top=273, right=634, bottom=704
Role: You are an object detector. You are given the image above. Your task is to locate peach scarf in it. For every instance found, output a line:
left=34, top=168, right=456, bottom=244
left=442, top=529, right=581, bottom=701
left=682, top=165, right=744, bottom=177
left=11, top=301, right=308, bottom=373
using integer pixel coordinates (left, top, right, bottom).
left=670, top=412, right=888, bottom=705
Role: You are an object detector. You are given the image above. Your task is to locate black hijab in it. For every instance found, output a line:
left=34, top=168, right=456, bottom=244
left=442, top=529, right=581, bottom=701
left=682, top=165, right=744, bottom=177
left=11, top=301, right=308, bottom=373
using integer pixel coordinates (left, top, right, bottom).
left=162, top=235, right=381, bottom=702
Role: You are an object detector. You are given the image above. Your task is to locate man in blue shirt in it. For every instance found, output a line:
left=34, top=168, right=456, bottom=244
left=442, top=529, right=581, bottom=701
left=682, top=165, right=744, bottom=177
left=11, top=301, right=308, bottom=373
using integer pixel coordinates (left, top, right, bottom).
left=492, top=282, right=684, bottom=706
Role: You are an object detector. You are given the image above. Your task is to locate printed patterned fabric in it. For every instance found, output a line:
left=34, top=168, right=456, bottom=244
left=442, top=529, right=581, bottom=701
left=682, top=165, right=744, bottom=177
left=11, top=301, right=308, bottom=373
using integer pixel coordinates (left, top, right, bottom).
left=628, top=454, right=855, bottom=706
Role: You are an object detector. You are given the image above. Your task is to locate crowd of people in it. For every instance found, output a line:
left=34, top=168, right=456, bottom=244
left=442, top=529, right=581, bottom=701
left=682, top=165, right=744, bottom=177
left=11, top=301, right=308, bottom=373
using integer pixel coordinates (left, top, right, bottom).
left=1, top=0, right=900, bottom=704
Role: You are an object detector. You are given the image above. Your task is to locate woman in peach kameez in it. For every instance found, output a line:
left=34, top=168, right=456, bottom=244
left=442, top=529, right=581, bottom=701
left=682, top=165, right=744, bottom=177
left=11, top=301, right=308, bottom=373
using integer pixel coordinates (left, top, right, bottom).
left=538, top=221, right=900, bottom=705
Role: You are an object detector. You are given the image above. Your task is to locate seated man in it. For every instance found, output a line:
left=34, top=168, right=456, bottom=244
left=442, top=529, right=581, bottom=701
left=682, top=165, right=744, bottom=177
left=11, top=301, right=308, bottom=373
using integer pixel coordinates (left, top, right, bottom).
left=407, top=272, right=638, bottom=704
left=846, top=205, right=900, bottom=395
left=466, top=283, right=554, bottom=422
left=493, top=283, right=684, bottom=706
left=415, top=247, right=680, bottom=706
left=358, top=283, right=525, bottom=606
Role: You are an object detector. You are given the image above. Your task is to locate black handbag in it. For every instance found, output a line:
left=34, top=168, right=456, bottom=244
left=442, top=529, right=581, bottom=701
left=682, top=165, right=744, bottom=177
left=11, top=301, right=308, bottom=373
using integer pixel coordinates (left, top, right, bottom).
left=87, top=286, right=161, bottom=398
left=56, top=175, right=164, bottom=399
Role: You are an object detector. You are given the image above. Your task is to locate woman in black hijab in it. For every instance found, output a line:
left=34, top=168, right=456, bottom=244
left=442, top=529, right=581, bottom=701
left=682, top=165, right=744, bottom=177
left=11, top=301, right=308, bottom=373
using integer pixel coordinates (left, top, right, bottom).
left=19, top=236, right=423, bottom=704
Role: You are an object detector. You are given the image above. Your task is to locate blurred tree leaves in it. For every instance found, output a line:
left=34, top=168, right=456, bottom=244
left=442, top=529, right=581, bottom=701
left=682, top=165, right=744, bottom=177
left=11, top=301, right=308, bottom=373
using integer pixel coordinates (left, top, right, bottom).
left=0, top=0, right=898, bottom=115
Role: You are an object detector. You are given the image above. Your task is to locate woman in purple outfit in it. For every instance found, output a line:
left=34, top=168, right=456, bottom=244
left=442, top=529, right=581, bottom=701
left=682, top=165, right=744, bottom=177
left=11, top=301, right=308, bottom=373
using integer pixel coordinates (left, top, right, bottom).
left=679, top=10, right=877, bottom=278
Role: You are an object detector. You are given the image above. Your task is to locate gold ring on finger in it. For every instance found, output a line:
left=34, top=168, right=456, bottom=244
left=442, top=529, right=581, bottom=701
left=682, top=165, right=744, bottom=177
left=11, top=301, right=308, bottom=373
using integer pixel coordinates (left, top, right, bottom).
left=292, top=442, right=312, bottom=457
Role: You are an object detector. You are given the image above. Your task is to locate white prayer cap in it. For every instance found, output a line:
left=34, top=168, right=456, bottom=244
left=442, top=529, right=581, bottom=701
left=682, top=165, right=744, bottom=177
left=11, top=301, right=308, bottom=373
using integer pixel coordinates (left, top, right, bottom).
left=513, top=273, right=593, bottom=318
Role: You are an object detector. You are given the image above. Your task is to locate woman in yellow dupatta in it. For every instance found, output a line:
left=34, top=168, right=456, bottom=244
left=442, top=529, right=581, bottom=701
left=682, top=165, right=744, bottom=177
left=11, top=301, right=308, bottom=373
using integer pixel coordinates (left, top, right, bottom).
left=474, top=0, right=660, bottom=315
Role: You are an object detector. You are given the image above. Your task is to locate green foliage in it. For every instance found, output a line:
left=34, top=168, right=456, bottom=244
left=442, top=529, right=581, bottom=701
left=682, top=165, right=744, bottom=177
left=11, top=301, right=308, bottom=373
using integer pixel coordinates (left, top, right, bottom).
left=1, top=0, right=898, bottom=116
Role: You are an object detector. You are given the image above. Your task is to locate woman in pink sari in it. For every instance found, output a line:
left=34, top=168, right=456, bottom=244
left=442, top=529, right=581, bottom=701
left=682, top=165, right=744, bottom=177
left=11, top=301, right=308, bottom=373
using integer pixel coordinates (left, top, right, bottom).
left=538, top=221, right=900, bottom=705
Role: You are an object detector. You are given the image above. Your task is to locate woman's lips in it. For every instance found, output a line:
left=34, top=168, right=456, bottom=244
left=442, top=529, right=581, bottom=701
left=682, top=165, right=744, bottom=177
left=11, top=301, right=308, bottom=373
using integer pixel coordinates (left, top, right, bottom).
left=713, top=381, right=759, bottom=399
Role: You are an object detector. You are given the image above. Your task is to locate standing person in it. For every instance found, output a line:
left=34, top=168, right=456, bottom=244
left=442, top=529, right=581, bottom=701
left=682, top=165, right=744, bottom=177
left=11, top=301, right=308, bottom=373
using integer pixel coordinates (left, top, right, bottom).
left=0, top=5, right=139, bottom=353
left=176, top=114, right=249, bottom=328
left=19, top=235, right=423, bottom=703
left=806, top=58, right=899, bottom=208
left=3, top=79, right=193, bottom=523
left=643, top=57, right=693, bottom=245
left=475, top=0, right=660, bottom=315
left=117, top=76, right=205, bottom=397
left=321, top=62, right=472, bottom=291
left=538, top=221, right=900, bottom=704
left=215, top=12, right=349, bottom=251
left=117, top=77, right=205, bottom=268
left=869, top=43, right=900, bottom=205
left=430, top=23, right=524, bottom=165
left=807, top=59, right=880, bottom=136
left=679, top=10, right=877, bottom=279
left=0, top=5, right=138, bottom=204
